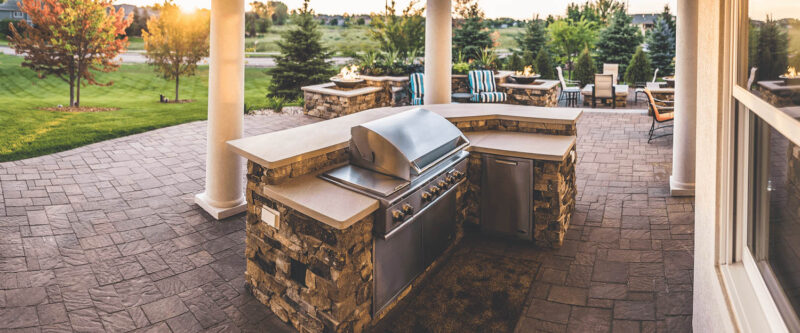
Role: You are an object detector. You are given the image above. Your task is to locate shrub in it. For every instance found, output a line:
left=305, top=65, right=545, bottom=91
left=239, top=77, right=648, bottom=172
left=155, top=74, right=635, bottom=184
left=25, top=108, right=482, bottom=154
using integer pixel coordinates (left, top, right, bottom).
left=472, top=48, right=498, bottom=71
left=453, top=62, right=471, bottom=74
left=573, top=47, right=596, bottom=86
left=624, top=46, right=652, bottom=84
left=534, top=48, right=554, bottom=79
left=505, top=52, right=524, bottom=71
left=266, top=96, right=287, bottom=113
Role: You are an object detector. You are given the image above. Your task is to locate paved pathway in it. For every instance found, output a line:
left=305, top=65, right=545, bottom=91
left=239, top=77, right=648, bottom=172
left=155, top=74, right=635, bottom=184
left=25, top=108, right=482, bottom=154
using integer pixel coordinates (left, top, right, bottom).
left=0, top=111, right=692, bottom=332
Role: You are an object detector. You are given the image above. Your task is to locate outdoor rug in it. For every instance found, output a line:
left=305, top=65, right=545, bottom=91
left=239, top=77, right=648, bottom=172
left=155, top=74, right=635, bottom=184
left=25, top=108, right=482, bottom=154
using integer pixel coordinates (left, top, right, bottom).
left=371, top=234, right=541, bottom=333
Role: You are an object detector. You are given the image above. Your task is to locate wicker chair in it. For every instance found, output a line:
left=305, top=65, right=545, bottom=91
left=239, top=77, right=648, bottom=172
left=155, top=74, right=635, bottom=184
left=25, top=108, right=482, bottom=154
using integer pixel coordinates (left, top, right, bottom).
left=644, top=88, right=674, bottom=143
left=592, top=74, right=616, bottom=108
left=409, top=72, right=424, bottom=105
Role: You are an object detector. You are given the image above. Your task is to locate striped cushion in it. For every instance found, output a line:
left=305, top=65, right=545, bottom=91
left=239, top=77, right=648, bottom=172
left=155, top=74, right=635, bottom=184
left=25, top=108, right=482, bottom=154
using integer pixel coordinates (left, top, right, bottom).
left=411, top=97, right=424, bottom=105
left=468, top=70, right=497, bottom=94
left=409, top=73, right=424, bottom=101
left=469, top=92, right=507, bottom=103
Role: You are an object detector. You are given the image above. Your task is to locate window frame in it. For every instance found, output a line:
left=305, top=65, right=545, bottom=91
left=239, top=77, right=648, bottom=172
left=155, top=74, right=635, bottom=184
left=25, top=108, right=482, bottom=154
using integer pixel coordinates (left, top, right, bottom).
left=719, top=0, right=800, bottom=330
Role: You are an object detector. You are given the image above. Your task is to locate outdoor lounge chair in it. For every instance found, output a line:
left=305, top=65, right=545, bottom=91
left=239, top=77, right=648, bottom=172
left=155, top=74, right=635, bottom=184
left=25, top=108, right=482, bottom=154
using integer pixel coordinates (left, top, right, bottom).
left=409, top=72, right=424, bottom=105
left=644, top=88, right=674, bottom=143
left=557, top=66, right=581, bottom=105
left=634, top=68, right=660, bottom=103
left=592, top=74, right=616, bottom=108
left=603, top=63, right=619, bottom=85
left=468, top=70, right=507, bottom=103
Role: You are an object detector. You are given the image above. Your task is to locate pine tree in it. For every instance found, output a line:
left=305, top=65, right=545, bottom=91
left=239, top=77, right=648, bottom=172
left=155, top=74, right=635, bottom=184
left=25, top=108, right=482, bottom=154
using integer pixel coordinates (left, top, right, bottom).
left=514, top=17, right=548, bottom=58
left=574, top=47, right=596, bottom=86
left=534, top=47, right=555, bottom=79
left=594, top=10, right=643, bottom=75
left=754, top=16, right=788, bottom=81
left=268, top=0, right=333, bottom=100
left=452, top=0, right=493, bottom=61
left=624, top=46, right=652, bottom=84
left=659, top=5, right=676, bottom=40
left=645, top=17, right=675, bottom=75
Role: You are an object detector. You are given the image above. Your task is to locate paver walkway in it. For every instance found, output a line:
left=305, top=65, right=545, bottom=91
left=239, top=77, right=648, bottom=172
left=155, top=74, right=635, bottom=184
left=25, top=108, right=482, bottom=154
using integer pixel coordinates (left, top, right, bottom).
left=0, top=111, right=692, bottom=332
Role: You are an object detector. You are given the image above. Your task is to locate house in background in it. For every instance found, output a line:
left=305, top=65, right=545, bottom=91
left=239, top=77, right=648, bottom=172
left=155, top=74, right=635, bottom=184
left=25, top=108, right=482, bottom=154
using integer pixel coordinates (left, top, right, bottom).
left=0, top=0, right=30, bottom=24
left=631, top=13, right=660, bottom=33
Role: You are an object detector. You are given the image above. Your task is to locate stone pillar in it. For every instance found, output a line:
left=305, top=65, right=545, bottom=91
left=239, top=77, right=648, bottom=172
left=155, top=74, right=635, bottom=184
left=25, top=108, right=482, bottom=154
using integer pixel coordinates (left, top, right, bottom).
left=424, top=0, right=452, bottom=105
left=670, top=0, right=697, bottom=196
left=195, top=0, right=247, bottom=219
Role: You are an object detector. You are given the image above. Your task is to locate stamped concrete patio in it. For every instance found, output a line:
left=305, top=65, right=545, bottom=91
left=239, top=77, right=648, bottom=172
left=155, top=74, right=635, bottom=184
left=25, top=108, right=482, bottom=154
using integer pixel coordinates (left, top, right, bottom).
left=0, top=110, right=692, bottom=332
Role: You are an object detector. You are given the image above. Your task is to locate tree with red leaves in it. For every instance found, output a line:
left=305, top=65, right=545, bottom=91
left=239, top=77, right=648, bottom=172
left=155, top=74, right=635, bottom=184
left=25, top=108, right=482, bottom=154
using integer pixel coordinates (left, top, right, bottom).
left=9, top=0, right=133, bottom=107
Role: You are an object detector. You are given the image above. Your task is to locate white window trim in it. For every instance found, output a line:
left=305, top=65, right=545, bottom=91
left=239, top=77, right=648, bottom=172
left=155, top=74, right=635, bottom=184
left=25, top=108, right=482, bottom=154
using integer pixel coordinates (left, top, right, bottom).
left=716, top=0, right=800, bottom=331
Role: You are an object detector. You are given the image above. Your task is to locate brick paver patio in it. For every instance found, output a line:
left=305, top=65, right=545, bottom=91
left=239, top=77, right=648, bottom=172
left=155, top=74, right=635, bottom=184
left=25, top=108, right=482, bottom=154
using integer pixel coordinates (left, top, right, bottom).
left=0, top=110, right=692, bottom=332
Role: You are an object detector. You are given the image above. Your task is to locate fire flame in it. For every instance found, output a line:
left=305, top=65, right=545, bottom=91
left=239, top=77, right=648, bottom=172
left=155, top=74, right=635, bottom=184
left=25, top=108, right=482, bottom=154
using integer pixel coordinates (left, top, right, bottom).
left=515, top=66, right=536, bottom=76
left=338, top=65, right=361, bottom=80
left=785, top=66, right=798, bottom=78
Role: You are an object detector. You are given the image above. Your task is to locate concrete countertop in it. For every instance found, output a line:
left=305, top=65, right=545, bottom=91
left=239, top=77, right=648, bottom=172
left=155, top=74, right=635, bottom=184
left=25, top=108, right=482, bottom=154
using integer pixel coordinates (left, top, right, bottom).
left=228, top=104, right=583, bottom=169
left=259, top=172, right=379, bottom=229
left=757, top=80, right=800, bottom=92
left=466, top=131, right=576, bottom=162
left=300, top=82, right=382, bottom=97
left=498, top=80, right=560, bottom=90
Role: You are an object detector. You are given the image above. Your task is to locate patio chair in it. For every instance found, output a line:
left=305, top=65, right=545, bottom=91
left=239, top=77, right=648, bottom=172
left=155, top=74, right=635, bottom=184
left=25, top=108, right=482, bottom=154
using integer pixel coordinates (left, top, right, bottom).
left=634, top=68, right=660, bottom=103
left=603, top=63, right=619, bottom=85
left=468, top=70, right=507, bottom=103
left=409, top=72, right=424, bottom=105
left=557, top=66, right=581, bottom=105
left=644, top=88, right=674, bottom=143
left=591, top=74, right=616, bottom=108
left=747, top=67, right=758, bottom=90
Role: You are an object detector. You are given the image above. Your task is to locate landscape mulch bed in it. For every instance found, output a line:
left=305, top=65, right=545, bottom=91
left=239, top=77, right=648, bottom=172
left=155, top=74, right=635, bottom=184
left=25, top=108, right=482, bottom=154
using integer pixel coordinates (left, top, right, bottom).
left=41, top=106, right=119, bottom=112
left=371, top=233, right=540, bottom=333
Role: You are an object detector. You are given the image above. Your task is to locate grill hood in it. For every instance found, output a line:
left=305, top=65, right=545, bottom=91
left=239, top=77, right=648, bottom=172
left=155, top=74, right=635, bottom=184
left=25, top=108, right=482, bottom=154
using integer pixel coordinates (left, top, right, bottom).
left=349, top=108, right=469, bottom=180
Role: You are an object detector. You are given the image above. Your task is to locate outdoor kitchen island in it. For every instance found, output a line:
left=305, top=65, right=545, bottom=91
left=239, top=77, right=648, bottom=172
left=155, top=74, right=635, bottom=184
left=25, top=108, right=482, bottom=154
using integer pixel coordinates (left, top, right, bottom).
left=228, top=104, right=581, bottom=333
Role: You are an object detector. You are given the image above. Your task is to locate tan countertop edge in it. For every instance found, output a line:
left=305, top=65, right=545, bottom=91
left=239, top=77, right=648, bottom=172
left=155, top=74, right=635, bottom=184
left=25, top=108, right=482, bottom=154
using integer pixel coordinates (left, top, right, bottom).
left=300, top=82, right=382, bottom=97
left=465, top=131, right=576, bottom=162
left=498, top=80, right=560, bottom=90
left=228, top=104, right=583, bottom=169
left=259, top=171, right=380, bottom=230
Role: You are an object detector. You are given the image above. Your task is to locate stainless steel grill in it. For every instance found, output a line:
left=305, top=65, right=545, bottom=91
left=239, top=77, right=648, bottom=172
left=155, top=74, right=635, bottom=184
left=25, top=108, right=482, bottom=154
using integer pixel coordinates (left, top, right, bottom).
left=319, top=108, right=469, bottom=315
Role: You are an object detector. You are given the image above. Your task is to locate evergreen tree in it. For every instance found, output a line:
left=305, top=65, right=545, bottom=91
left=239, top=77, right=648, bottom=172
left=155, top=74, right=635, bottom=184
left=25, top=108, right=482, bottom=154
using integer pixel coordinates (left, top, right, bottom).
left=574, top=47, right=596, bottom=86
left=624, top=46, right=652, bottom=84
left=514, top=17, right=549, bottom=61
left=645, top=17, right=675, bottom=75
left=755, top=16, right=788, bottom=80
left=268, top=0, right=333, bottom=99
left=452, top=0, right=493, bottom=61
left=594, top=10, right=643, bottom=75
left=534, top=47, right=555, bottom=79
left=659, top=5, right=676, bottom=39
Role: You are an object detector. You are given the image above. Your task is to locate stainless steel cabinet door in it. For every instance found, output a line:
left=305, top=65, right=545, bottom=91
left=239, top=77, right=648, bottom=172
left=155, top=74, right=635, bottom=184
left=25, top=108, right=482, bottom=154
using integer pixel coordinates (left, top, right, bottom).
left=422, top=187, right=457, bottom=266
left=373, top=217, right=424, bottom=314
left=480, top=154, right=533, bottom=239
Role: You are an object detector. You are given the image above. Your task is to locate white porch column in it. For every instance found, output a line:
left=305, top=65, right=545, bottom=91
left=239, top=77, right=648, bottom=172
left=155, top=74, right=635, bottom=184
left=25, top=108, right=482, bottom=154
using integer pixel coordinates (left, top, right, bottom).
left=670, top=0, right=697, bottom=196
left=195, top=0, right=247, bottom=219
left=423, top=0, right=451, bottom=104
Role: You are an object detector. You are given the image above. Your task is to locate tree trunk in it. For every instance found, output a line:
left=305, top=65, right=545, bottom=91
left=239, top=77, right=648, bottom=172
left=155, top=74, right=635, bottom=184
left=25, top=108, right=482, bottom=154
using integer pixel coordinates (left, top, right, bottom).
left=175, top=74, right=180, bottom=101
left=69, top=79, right=75, bottom=107
left=76, top=76, right=81, bottom=107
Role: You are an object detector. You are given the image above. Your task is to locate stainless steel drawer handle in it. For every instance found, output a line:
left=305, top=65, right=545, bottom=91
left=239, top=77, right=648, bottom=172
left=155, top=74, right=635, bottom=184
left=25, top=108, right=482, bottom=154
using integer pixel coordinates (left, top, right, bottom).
left=495, top=159, right=518, bottom=166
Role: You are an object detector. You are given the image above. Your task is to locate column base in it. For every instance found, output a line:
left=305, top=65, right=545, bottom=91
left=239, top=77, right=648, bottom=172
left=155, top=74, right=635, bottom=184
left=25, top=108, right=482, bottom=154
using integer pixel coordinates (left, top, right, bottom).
left=195, top=192, right=247, bottom=220
left=669, top=176, right=695, bottom=197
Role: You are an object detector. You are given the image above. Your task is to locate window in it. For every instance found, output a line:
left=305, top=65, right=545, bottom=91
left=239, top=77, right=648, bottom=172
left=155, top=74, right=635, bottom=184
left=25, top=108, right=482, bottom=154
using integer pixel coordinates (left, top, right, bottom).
left=12, top=11, right=23, bottom=18
left=730, top=0, right=800, bottom=330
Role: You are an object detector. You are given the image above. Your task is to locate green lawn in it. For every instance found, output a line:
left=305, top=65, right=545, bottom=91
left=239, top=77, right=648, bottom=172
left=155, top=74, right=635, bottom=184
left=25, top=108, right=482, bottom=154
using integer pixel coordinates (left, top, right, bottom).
left=0, top=54, right=274, bottom=162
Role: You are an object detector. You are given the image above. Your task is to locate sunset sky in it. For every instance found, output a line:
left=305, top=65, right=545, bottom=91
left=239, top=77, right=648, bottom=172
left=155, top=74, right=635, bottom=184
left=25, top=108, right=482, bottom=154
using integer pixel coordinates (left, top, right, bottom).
left=117, top=0, right=797, bottom=20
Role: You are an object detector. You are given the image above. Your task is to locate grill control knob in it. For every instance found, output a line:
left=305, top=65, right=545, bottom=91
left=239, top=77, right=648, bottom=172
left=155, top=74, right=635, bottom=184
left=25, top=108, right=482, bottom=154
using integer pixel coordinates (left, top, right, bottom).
left=437, top=180, right=448, bottom=190
left=421, top=191, right=432, bottom=202
left=445, top=175, right=456, bottom=184
left=401, top=203, right=414, bottom=215
left=452, top=170, right=464, bottom=179
left=391, top=210, right=405, bottom=222
left=429, top=185, right=440, bottom=195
